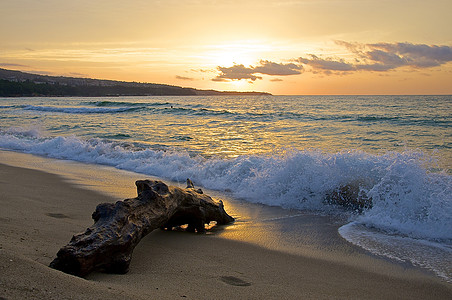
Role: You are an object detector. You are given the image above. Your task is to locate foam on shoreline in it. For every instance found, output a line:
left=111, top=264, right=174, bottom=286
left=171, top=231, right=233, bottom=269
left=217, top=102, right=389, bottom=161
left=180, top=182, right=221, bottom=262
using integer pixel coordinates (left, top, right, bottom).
left=1, top=155, right=452, bottom=299
left=1, top=149, right=450, bottom=281
left=1, top=127, right=451, bottom=243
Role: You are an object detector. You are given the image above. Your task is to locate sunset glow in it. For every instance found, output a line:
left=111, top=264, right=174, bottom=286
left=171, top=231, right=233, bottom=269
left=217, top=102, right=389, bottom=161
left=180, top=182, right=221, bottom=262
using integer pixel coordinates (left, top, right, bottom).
left=1, top=0, right=451, bottom=94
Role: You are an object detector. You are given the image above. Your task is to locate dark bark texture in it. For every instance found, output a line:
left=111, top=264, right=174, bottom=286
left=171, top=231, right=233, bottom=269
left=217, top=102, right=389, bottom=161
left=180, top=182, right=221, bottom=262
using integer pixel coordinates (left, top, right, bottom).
left=49, top=179, right=234, bottom=277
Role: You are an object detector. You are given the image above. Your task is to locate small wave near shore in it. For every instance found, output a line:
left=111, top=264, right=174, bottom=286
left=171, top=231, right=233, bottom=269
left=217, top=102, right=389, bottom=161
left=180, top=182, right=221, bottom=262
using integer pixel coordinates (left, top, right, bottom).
left=1, top=128, right=450, bottom=241
left=1, top=95, right=451, bottom=281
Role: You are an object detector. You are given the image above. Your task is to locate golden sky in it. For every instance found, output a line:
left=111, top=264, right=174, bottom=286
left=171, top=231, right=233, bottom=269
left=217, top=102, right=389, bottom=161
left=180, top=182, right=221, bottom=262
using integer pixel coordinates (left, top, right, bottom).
left=1, top=0, right=452, bottom=95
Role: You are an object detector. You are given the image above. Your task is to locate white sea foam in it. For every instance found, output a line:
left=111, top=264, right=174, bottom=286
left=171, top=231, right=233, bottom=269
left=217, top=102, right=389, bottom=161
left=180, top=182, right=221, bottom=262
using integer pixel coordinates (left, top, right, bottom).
left=339, top=223, right=452, bottom=282
left=2, top=95, right=450, bottom=282
left=1, top=128, right=451, bottom=243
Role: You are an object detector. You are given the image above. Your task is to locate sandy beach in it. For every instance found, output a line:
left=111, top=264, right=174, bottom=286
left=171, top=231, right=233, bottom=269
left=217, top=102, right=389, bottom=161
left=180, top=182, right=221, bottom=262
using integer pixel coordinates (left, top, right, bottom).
left=1, top=158, right=451, bottom=299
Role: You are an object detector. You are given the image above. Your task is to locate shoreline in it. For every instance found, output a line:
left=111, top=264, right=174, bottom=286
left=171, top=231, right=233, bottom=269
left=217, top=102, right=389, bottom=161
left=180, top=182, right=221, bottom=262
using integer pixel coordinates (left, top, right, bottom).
left=0, top=152, right=451, bottom=299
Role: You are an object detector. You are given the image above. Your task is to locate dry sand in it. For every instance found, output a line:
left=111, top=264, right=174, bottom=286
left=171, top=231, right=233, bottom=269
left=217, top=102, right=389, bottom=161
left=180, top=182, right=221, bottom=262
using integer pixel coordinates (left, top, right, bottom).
left=1, top=162, right=451, bottom=299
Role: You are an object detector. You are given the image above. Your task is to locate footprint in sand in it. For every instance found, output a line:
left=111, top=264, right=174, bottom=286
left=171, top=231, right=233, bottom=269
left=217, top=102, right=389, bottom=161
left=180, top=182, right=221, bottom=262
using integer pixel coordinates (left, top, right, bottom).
left=220, top=276, right=251, bottom=286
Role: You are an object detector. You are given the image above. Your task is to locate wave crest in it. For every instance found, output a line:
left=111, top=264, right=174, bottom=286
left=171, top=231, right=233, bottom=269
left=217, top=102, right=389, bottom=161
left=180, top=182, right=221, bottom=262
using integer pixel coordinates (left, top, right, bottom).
left=0, top=128, right=450, bottom=241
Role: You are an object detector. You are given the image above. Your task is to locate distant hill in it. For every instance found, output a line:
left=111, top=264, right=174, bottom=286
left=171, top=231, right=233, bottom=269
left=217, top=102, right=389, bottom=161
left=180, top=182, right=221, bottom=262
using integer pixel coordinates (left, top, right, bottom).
left=0, top=68, right=271, bottom=97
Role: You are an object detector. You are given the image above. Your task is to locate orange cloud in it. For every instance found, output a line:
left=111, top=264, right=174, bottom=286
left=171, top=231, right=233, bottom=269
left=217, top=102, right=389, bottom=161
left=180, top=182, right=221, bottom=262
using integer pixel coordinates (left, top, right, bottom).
left=213, top=61, right=303, bottom=81
left=298, top=42, right=452, bottom=74
left=175, top=75, right=195, bottom=81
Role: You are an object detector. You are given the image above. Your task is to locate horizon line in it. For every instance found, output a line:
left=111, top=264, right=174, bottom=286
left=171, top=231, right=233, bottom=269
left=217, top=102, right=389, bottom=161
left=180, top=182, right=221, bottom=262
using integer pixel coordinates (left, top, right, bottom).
left=1, top=68, right=451, bottom=97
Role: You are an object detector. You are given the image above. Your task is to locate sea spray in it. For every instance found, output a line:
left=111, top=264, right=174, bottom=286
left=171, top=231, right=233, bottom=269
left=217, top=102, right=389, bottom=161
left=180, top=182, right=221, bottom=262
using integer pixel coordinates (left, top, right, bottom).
left=1, top=128, right=450, bottom=242
left=358, top=157, right=452, bottom=240
left=1, top=95, right=451, bottom=282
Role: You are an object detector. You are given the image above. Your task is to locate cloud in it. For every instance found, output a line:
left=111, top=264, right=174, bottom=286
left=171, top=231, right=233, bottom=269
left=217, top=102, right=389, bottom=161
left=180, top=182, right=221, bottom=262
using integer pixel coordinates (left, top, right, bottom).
left=253, top=60, right=303, bottom=76
left=211, top=77, right=229, bottom=82
left=176, top=75, right=195, bottom=81
left=214, top=64, right=263, bottom=81
left=297, top=55, right=355, bottom=72
left=0, top=63, right=30, bottom=68
left=211, top=41, right=452, bottom=81
left=68, top=72, right=87, bottom=77
left=366, top=42, right=452, bottom=68
left=191, top=68, right=215, bottom=73
left=32, top=70, right=57, bottom=76
left=298, top=41, right=452, bottom=75
left=213, top=60, right=303, bottom=82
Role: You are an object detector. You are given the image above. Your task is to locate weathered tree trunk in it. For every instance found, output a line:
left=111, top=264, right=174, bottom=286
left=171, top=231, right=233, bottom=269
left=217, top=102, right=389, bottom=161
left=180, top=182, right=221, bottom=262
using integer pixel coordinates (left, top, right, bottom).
left=49, top=179, right=234, bottom=277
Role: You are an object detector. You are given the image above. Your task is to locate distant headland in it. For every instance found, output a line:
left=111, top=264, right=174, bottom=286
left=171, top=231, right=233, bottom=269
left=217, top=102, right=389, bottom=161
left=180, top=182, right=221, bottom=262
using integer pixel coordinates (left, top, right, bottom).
left=0, top=68, right=271, bottom=97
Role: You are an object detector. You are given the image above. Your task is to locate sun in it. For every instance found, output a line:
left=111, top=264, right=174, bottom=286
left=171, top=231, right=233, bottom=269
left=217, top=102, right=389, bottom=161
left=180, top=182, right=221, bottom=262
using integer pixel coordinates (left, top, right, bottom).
left=214, top=51, right=240, bottom=67
left=229, top=79, right=250, bottom=89
left=211, top=49, right=254, bottom=68
left=206, top=41, right=270, bottom=67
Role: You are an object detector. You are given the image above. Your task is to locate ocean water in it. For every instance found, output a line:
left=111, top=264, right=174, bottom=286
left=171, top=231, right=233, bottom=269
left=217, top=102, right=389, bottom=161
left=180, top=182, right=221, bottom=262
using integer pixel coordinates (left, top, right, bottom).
left=0, top=95, right=451, bottom=281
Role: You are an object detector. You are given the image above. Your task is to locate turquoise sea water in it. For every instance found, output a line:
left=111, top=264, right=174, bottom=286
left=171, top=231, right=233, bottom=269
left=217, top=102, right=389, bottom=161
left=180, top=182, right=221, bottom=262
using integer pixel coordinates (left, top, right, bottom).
left=1, top=95, right=451, bottom=281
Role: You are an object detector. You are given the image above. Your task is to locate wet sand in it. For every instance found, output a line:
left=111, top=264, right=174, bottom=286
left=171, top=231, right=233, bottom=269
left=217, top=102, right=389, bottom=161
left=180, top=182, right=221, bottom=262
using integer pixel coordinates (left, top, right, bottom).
left=1, top=157, right=451, bottom=299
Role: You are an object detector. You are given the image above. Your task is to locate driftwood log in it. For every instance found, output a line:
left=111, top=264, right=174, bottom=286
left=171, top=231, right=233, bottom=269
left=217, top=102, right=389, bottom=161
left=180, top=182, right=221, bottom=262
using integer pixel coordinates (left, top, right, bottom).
left=49, top=179, right=234, bottom=277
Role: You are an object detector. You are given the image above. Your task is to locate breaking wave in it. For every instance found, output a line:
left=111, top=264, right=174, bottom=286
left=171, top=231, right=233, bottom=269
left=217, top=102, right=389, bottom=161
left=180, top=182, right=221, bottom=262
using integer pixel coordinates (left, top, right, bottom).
left=1, top=128, right=450, bottom=243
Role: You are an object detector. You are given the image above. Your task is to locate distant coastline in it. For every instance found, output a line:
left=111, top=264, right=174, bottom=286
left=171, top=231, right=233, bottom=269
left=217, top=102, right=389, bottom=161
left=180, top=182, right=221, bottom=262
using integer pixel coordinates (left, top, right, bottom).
left=0, top=68, right=271, bottom=97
